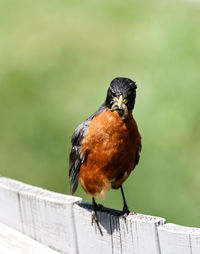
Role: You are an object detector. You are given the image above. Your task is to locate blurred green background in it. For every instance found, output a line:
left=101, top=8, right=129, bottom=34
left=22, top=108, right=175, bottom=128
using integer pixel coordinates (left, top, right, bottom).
left=1, top=0, right=200, bottom=227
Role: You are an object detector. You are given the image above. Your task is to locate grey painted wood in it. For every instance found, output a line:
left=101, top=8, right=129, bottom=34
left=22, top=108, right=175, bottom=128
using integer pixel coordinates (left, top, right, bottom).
left=1, top=177, right=200, bottom=254
left=158, top=223, right=200, bottom=254
left=0, top=177, right=81, bottom=254
left=73, top=202, right=165, bottom=254
left=0, top=222, right=59, bottom=254
left=0, top=177, right=23, bottom=231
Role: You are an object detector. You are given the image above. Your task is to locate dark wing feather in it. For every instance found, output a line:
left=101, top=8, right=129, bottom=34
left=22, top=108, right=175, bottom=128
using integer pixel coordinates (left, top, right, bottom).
left=134, top=143, right=142, bottom=167
left=69, top=104, right=107, bottom=194
left=69, top=119, right=91, bottom=194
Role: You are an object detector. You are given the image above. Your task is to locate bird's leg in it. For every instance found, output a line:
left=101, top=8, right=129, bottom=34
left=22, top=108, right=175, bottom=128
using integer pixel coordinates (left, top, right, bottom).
left=91, top=197, right=103, bottom=235
left=120, top=185, right=130, bottom=217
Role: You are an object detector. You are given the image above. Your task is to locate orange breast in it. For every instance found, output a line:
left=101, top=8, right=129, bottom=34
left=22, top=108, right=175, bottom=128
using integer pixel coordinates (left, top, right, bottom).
left=79, top=109, right=141, bottom=199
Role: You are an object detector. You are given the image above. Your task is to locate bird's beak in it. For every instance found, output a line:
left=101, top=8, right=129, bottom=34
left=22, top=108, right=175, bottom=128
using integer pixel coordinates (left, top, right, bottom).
left=111, top=95, right=128, bottom=120
left=114, top=95, right=127, bottom=109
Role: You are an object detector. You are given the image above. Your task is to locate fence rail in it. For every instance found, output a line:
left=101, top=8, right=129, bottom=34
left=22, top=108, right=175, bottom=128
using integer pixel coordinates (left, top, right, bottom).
left=0, top=176, right=199, bottom=254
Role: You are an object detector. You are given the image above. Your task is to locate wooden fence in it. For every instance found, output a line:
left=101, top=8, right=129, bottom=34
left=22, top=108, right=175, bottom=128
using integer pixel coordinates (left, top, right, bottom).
left=0, top=176, right=200, bottom=254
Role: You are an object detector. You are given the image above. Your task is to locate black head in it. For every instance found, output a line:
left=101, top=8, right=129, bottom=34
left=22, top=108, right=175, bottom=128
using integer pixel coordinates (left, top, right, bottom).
left=105, top=77, right=137, bottom=112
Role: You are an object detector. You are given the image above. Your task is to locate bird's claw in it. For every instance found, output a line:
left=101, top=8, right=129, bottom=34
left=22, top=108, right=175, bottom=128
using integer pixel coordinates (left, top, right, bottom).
left=122, top=204, right=130, bottom=220
left=122, top=210, right=137, bottom=220
left=122, top=212, right=129, bottom=220
left=91, top=210, right=103, bottom=236
left=122, top=204, right=130, bottom=215
left=91, top=211, right=97, bottom=225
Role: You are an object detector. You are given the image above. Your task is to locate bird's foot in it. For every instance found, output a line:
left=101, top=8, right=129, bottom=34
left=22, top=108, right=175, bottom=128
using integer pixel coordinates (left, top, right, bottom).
left=122, top=204, right=130, bottom=220
left=91, top=210, right=103, bottom=236
left=122, top=209, right=137, bottom=219
left=122, top=204, right=130, bottom=215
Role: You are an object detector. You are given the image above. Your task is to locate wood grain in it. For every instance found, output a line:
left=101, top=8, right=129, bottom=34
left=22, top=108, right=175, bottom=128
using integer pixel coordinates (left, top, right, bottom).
left=73, top=202, right=165, bottom=254
left=1, top=177, right=200, bottom=254
left=0, top=177, right=81, bottom=254
left=158, top=223, right=200, bottom=254
left=0, top=222, right=59, bottom=254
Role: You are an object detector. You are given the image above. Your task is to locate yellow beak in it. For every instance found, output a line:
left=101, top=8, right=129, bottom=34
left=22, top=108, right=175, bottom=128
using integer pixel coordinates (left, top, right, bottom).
left=114, top=95, right=127, bottom=108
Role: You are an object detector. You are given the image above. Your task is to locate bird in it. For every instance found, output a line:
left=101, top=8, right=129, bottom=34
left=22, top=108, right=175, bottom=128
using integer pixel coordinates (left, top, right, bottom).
left=69, top=77, right=141, bottom=231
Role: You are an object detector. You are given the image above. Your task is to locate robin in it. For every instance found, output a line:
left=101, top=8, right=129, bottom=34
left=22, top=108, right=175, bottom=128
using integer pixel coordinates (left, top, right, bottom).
left=69, top=77, right=141, bottom=230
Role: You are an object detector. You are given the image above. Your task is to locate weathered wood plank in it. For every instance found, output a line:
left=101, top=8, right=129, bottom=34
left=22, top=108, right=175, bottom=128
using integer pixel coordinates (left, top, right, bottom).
left=158, top=223, right=200, bottom=254
left=128, top=213, right=165, bottom=254
left=0, top=177, right=81, bottom=254
left=190, top=229, right=200, bottom=254
left=0, top=177, right=23, bottom=231
left=73, top=202, right=165, bottom=254
left=74, top=203, right=113, bottom=253
left=0, top=222, right=59, bottom=254
left=2, top=177, right=200, bottom=254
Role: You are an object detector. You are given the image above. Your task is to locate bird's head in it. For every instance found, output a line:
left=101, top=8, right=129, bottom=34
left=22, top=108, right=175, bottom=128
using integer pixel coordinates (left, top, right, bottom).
left=105, top=77, right=137, bottom=120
